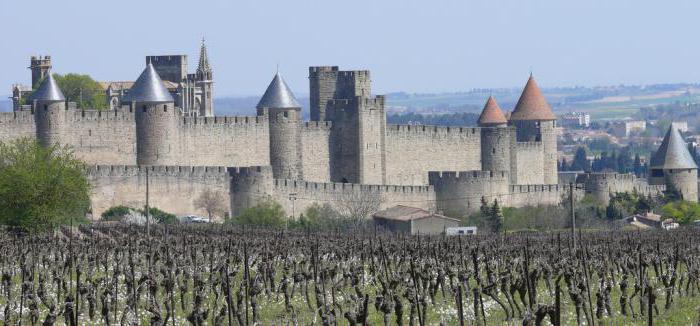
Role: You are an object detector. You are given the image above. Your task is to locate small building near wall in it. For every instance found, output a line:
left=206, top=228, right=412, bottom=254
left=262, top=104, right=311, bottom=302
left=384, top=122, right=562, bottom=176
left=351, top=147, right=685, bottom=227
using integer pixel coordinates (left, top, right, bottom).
left=372, top=205, right=460, bottom=235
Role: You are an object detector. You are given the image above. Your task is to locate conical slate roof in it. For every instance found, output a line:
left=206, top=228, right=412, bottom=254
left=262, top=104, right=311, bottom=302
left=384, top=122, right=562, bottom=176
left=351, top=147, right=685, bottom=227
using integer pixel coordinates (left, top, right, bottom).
left=30, top=73, right=65, bottom=102
left=650, top=125, right=698, bottom=170
left=122, top=63, right=174, bottom=103
left=509, top=75, right=556, bottom=121
left=477, top=96, right=507, bottom=126
left=256, top=72, right=301, bottom=109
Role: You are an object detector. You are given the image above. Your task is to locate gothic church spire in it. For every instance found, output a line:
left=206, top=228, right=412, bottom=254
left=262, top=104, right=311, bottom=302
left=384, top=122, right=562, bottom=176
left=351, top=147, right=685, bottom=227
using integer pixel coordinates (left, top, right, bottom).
left=196, top=38, right=212, bottom=81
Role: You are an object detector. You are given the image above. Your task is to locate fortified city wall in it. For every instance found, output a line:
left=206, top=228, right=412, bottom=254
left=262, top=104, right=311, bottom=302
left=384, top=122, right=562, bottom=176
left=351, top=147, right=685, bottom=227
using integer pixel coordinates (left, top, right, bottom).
left=178, top=115, right=270, bottom=167
left=512, top=141, right=545, bottom=185
left=579, top=173, right=665, bottom=205
left=271, top=179, right=436, bottom=218
left=87, top=165, right=232, bottom=219
left=385, top=124, right=481, bottom=185
left=301, top=121, right=332, bottom=182
left=0, top=111, right=37, bottom=142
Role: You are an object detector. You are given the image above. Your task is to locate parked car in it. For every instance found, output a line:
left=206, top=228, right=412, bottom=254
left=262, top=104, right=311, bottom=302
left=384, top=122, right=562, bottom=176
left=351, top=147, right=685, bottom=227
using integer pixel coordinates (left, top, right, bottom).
left=182, top=215, right=209, bottom=223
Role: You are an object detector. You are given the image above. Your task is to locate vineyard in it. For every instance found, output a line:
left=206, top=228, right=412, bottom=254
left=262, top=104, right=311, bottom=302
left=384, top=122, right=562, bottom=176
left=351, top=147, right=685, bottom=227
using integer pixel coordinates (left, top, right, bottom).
left=1, top=225, right=700, bottom=325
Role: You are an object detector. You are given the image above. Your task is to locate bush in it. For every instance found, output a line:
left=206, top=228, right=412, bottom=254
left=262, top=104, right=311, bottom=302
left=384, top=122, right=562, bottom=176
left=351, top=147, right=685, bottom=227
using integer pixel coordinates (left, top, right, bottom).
left=142, top=207, right=178, bottom=224
left=0, top=138, right=90, bottom=231
left=229, top=201, right=286, bottom=228
left=661, top=201, right=700, bottom=224
left=290, top=203, right=366, bottom=231
left=101, top=205, right=132, bottom=221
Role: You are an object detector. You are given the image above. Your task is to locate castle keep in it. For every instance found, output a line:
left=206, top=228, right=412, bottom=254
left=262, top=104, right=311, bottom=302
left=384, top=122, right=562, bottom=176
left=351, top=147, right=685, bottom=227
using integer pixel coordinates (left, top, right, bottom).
left=3, top=53, right=696, bottom=219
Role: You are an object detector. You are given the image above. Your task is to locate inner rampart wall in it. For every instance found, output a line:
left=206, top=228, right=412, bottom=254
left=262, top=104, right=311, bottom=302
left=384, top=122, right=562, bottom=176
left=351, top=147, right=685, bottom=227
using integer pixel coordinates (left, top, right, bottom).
left=65, top=110, right=137, bottom=165
left=0, top=111, right=37, bottom=143
left=385, top=124, right=481, bottom=185
left=178, top=115, right=270, bottom=167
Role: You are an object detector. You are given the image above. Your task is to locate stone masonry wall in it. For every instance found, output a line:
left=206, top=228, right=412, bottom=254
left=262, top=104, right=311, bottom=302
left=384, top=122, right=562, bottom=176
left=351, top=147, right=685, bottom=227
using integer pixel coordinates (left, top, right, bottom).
left=513, top=142, right=544, bottom=185
left=271, top=179, right=436, bottom=218
left=65, top=110, right=137, bottom=165
left=87, top=165, right=232, bottom=219
left=0, top=111, right=37, bottom=143
left=178, top=116, right=270, bottom=167
left=385, top=125, right=481, bottom=185
left=302, top=121, right=332, bottom=182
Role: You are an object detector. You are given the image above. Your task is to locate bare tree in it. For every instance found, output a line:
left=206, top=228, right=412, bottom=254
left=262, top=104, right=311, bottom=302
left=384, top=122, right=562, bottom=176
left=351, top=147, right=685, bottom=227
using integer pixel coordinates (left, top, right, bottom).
left=335, top=190, right=383, bottom=227
left=194, top=189, right=227, bottom=222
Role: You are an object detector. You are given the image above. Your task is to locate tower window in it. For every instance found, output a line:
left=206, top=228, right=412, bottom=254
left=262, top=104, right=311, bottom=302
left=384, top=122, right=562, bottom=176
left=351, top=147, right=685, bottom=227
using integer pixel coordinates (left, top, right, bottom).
left=164, top=105, right=168, bottom=112
left=142, top=105, right=147, bottom=113
left=283, top=111, right=288, bottom=118
left=492, top=148, right=496, bottom=154
left=44, top=105, right=48, bottom=111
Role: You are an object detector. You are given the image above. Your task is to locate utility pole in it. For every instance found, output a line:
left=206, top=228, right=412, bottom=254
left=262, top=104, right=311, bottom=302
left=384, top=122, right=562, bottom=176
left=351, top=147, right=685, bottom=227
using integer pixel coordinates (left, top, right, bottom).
left=146, top=167, right=150, bottom=238
left=569, top=182, right=576, bottom=252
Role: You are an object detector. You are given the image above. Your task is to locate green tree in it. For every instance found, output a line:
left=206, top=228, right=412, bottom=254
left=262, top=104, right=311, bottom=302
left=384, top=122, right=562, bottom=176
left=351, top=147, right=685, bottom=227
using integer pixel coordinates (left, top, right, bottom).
left=489, top=199, right=503, bottom=232
left=54, top=73, right=107, bottom=110
left=230, top=200, right=286, bottom=228
left=0, top=138, right=90, bottom=231
left=570, top=147, right=590, bottom=172
left=661, top=201, right=700, bottom=224
left=141, top=207, right=178, bottom=224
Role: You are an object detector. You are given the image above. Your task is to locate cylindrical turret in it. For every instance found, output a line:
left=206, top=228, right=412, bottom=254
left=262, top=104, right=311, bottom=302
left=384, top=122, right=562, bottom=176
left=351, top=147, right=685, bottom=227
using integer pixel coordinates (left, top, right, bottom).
left=257, top=72, right=304, bottom=180
left=124, top=63, right=179, bottom=166
left=478, top=96, right=511, bottom=174
left=231, top=166, right=274, bottom=216
left=31, top=73, right=67, bottom=147
left=649, top=125, right=699, bottom=202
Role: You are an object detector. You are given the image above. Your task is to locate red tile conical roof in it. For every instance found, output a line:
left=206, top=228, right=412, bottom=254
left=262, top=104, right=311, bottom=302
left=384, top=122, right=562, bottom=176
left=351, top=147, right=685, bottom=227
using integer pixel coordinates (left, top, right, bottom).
left=477, top=96, right=507, bottom=126
left=509, top=75, right=556, bottom=121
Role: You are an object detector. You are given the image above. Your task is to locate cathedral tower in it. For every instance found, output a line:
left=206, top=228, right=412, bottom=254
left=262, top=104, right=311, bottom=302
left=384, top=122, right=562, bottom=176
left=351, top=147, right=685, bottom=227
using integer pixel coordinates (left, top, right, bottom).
left=509, top=75, right=558, bottom=184
left=478, top=96, right=512, bottom=176
left=649, top=125, right=698, bottom=202
left=32, top=72, right=67, bottom=147
left=257, top=72, right=303, bottom=180
left=30, top=56, right=52, bottom=89
left=124, top=63, right=179, bottom=166
left=195, top=38, right=214, bottom=117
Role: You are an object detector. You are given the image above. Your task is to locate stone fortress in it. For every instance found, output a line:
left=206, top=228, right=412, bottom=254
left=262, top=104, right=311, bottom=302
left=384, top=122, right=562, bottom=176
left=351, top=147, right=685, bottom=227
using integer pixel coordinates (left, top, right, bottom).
left=2, top=46, right=697, bottom=219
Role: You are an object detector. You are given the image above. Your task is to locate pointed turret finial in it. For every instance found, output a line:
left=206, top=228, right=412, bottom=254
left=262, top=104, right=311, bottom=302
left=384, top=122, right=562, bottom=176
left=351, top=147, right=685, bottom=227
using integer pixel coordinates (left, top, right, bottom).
left=477, top=96, right=507, bottom=126
left=509, top=74, right=556, bottom=121
left=30, top=71, right=65, bottom=102
left=257, top=72, right=301, bottom=109
left=123, top=63, right=174, bottom=103
left=650, top=125, right=698, bottom=170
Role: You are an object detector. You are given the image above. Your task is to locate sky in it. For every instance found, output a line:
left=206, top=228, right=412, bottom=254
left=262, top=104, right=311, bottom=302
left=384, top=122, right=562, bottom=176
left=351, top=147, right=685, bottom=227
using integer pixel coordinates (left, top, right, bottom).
left=1, top=0, right=700, bottom=96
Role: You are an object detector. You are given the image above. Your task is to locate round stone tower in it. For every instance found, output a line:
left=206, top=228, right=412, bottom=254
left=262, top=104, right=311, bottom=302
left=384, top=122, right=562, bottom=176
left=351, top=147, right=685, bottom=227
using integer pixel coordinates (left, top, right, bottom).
left=508, top=75, right=558, bottom=184
left=478, top=96, right=512, bottom=175
left=257, top=72, right=304, bottom=180
left=31, top=72, right=67, bottom=147
left=649, top=125, right=698, bottom=202
left=123, top=63, right=179, bottom=166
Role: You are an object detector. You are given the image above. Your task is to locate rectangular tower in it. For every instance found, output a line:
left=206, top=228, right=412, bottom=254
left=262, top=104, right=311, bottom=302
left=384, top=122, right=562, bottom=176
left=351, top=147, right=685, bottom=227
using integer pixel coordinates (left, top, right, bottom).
left=309, top=67, right=371, bottom=121
left=146, top=55, right=188, bottom=83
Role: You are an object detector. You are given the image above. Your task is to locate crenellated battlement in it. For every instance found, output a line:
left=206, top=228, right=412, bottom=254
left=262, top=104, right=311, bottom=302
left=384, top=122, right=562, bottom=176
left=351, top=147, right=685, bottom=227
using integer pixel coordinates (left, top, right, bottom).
left=229, top=165, right=272, bottom=178
left=70, top=109, right=135, bottom=122
left=429, top=170, right=509, bottom=184
left=181, top=115, right=267, bottom=126
left=309, top=66, right=338, bottom=74
left=510, top=184, right=576, bottom=193
left=337, top=70, right=370, bottom=79
left=303, top=121, right=332, bottom=131
left=273, top=179, right=432, bottom=194
left=583, top=172, right=636, bottom=182
left=86, top=165, right=232, bottom=178
left=0, top=111, right=34, bottom=123
left=387, top=124, right=480, bottom=136
left=516, top=141, right=543, bottom=149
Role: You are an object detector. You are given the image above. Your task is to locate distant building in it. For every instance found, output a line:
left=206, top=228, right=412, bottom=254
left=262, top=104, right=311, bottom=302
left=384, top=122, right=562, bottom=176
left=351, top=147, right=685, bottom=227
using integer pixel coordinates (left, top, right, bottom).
left=372, top=205, right=459, bottom=235
left=559, top=112, right=590, bottom=128
left=624, top=212, right=678, bottom=230
left=611, top=120, right=646, bottom=137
